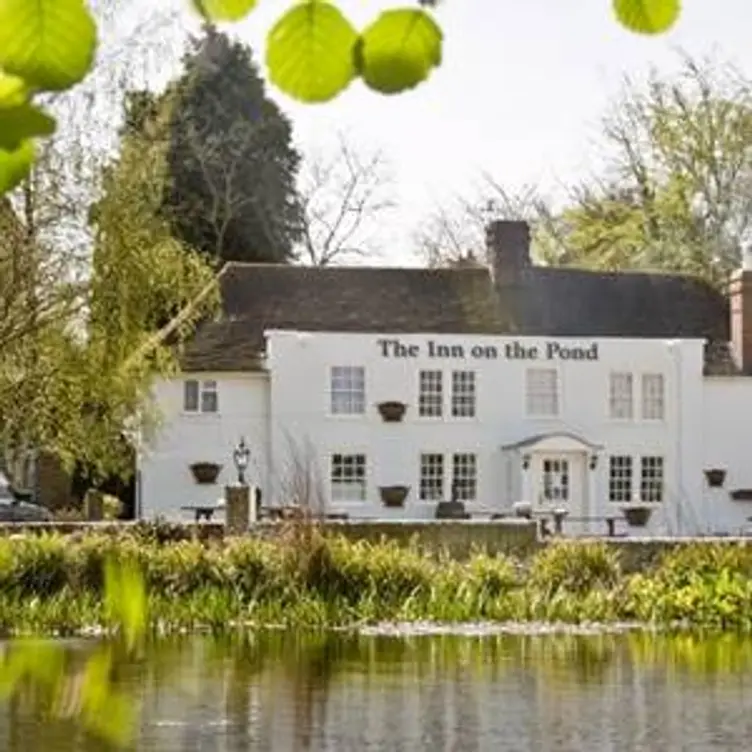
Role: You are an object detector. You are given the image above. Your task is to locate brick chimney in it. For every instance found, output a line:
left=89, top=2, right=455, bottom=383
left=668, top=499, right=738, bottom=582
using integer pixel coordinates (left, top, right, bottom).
left=730, top=247, right=752, bottom=373
left=485, top=220, right=531, bottom=286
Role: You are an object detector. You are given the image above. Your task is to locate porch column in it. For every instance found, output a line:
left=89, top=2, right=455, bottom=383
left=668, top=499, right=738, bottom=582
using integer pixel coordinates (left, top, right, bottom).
left=520, top=452, right=533, bottom=502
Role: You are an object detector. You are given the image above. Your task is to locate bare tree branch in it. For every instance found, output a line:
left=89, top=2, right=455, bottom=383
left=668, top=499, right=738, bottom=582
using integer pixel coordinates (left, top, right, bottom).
left=297, top=133, right=395, bottom=266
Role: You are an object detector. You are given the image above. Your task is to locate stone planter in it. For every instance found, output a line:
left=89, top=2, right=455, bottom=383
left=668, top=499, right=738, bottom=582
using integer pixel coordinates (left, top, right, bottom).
left=379, top=485, right=410, bottom=508
left=435, top=500, right=469, bottom=519
left=376, top=401, right=407, bottom=423
left=190, top=462, right=222, bottom=485
left=704, top=468, right=726, bottom=488
left=622, top=505, right=653, bottom=527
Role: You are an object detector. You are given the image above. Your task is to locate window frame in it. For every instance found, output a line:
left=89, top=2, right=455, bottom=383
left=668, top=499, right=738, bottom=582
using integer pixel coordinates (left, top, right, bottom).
left=330, top=453, right=367, bottom=503
left=418, top=369, right=444, bottom=418
left=183, top=378, right=219, bottom=414
left=640, top=455, right=664, bottom=503
left=608, top=455, right=633, bottom=503
left=451, top=370, right=477, bottom=419
left=525, top=367, right=559, bottom=417
left=329, top=366, right=366, bottom=416
left=452, top=452, right=477, bottom=502
left=419, top=452, right=445, bottom=501
left=641, top=373, right=665, bottom=421
left=609, top=372, right=634, bottom=421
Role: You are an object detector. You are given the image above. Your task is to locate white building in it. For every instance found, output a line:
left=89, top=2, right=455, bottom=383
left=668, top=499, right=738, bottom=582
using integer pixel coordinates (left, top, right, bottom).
left=137, top=221, right=752, bottom=535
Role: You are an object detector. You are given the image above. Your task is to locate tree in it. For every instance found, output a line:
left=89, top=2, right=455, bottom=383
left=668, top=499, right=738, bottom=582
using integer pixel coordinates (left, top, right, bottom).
left=412, top=176, right=549, bottom=267
left=2, top=0, right=682, bottom=198
left=538, top=57, right=752, bottom=287
left=81, top=88, right=219, bottom=480
left=297, top=135, right=394, bottom=265
left=162, top=26, right=304, bottom=264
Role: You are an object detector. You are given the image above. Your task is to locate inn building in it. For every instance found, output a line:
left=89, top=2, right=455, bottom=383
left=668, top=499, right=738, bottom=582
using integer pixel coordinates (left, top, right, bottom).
left=136, top=221, right=752, bottom=535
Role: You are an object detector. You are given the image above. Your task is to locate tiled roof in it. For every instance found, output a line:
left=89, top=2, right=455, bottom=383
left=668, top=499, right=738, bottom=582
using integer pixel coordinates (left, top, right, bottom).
left=181, top=264, right=509, bottom=371
left=180, top=261, right=732, bottom=372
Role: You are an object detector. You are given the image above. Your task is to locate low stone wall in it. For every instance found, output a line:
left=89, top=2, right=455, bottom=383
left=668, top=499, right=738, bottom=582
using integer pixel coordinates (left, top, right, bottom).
left=600, top=536, right=752, bottom=574
left=0, top=522, right=748, bottom=572
left=0, top=519, right=539, bottom=557
left=317, top=520, right=540, bottom=560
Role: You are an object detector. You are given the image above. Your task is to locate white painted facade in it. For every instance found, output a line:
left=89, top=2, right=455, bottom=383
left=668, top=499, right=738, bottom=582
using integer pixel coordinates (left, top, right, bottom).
left=136, top=328, right=752, bottom=536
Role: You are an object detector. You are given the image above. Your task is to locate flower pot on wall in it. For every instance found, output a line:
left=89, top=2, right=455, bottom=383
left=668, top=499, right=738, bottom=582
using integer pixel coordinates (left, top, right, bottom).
left=377, top=401, right=407, bottom=423
left=190, top=462, right=222, bottom=485
left=379, top=485, right=410, bottom=508
left=730, top=489, right=752, bottom=502
left=622, top=505, right=653, bottom=527
left=704, top=468, right=726, bottom=488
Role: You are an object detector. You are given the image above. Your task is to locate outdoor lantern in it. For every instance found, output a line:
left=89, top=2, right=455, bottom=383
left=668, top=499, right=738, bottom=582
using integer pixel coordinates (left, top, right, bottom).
left=589, top=453, right=599, bottom=470
left=521, top=454, right=531, bottom=470
left=232, top=438, right=251, bottom=485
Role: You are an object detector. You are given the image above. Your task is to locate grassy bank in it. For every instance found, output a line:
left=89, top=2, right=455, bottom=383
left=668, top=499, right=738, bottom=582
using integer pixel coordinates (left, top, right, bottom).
left=1, top=527, right=752, bottom=634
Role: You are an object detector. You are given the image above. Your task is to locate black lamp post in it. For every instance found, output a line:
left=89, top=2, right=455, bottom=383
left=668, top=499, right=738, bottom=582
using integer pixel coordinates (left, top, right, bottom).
left=232, top=438, right=251, bottom=486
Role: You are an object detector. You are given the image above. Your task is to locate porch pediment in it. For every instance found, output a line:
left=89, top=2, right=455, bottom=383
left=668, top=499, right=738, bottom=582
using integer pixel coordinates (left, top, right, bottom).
left=501, top=431, right=603, bottom=454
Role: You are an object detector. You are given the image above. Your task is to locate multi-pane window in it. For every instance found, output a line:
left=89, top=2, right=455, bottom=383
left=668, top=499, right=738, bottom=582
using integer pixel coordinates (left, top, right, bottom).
left=184, top=379, right=218, bottom=413
left=418, top=370, right=443, bottom=417
left=451, top=371, right=476, bottom=418
left=452, top=453, right=477, bottom=501
left=640, top=456, right=664, bottom=502
left=526, top=368, right=559, bottom=417
left=609, top=372, right=633, bottom=420
left=330, top=366, right=365, bottom=415
left=541, top=458, right=569, bottom=502
left=641, top=373, right=665, bottom=420
left=419, top=453, right=444, bottom=500
left=608, top=455, right=633, bottom=502
left=330, top=454, right=366, bottom=501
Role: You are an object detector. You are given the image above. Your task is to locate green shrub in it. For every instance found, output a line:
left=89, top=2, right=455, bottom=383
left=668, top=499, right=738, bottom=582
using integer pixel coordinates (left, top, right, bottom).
left=528, top=540, right=621, bottom=596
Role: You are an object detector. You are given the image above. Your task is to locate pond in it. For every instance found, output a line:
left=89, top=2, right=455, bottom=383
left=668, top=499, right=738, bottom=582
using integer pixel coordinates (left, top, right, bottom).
left=1, top=630, right=752, bottom=750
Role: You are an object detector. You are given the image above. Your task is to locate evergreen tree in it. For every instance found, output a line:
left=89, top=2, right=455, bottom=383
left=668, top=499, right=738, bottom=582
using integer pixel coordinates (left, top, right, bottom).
left=163, top=25, right=304, bottom=264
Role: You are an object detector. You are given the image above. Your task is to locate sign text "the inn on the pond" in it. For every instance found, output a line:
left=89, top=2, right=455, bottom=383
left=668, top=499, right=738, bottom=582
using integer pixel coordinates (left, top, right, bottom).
left=377, top=338, right=599, bottom=361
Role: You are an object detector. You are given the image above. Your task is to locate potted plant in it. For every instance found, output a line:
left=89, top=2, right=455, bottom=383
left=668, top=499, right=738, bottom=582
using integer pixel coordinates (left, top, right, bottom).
left=376, top=401, right=407, bottom=423
left=379, top=485, right=410, bottom=507
left=704, top=468, right=726, bottom=488
left=189, top=462, right=222, bottom=485
left=622, top=504, right=653, bottom=527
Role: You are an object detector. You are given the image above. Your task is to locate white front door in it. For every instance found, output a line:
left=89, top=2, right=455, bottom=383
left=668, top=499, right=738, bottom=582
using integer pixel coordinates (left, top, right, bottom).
left=532, top=453, right=586, bottom=518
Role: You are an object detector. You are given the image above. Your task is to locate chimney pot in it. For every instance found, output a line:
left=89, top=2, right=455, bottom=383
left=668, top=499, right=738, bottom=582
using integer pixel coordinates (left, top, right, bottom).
left=730, top=266, right=752, bottom=373
left=485, top=220, right=531, bottom=286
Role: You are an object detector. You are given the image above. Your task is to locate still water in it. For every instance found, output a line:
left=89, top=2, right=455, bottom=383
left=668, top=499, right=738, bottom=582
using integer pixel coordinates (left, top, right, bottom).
left=1, top=630, right=752, bottom=751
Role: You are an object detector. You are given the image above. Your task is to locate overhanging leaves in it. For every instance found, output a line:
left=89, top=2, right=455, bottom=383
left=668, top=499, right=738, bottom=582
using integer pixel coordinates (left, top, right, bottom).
left=0, top=140, right=35, bottom=194
left=613, top=0, right=681, bottom=35
left=0, top=103, right=56, bottom=151
left=356, top=8, right=443, bottom=95
left=266, top=1, right=358, bottom=103
left=190, top=0, right=258, bottom=22
left=0, top=0, right=97, bottom=91
left=0, top=71, right=29, bottom=109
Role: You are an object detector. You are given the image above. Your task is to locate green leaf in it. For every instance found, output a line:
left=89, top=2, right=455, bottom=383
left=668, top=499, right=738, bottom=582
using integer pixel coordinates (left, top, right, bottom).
left=0, top=71, right=29, bottom=109
left=190, top=0, right=258, bottom=21
left=0, top=103, right=56, bottom=151
left=266, top=1, right=358, bottom=104
left=613, top=0, right=680, bottom=35
left=0, top=140, right=33, bottom=194
left=356, top=8, right=443, bottom=95
left=0, top=0, right=97, bottom=91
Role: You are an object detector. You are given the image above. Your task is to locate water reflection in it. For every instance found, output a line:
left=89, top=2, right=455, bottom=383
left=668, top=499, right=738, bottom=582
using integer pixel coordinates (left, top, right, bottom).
left=1, top=631, right=752, bottom=750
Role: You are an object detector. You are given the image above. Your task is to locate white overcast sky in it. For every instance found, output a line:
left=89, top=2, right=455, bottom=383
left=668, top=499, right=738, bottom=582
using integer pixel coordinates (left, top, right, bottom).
left=105, top=0, right=752, bottom=264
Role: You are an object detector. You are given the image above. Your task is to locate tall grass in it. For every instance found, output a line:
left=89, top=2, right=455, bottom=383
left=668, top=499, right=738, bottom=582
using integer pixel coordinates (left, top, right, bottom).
left=0, top=531, right=752, bottom=633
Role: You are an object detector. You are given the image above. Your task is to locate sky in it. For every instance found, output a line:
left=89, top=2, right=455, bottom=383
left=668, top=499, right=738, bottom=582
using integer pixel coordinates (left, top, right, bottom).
left=114, top=0, right=752, bottom=265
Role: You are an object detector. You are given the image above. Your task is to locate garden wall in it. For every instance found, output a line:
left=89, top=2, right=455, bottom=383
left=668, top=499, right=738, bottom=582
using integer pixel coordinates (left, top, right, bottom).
left=0, top=521, right=749, bottom=572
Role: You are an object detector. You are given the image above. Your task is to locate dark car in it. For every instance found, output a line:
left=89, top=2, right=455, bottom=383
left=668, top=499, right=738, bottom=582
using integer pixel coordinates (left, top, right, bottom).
left=0, top=472, right=53, bottom=522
